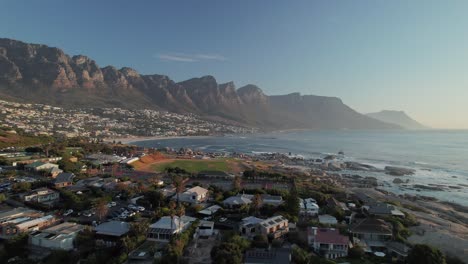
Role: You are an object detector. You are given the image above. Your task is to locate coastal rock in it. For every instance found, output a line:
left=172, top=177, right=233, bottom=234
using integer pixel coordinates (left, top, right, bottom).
left=344, top=161, right=378, bottom=171
left=393, top=178, right=404, bottom=184
left=413, top=184, right=444, bottom=191
left=385, top=166, right=415, bottom=176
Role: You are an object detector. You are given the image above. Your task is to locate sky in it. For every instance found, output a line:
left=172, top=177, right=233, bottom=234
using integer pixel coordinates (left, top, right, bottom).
left=1, top=0, right=468, bottom=129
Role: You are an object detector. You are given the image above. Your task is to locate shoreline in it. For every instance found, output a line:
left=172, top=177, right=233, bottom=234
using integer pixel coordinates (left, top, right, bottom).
left=108, top=135, right=214, bottom=145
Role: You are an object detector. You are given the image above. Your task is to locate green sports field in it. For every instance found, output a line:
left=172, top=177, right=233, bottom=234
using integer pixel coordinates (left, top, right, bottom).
left=150, top=159, right=232, bottom=173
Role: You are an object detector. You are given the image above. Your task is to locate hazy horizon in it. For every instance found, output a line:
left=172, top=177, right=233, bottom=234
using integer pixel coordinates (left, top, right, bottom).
left=1, top=0, right=468, bottom=129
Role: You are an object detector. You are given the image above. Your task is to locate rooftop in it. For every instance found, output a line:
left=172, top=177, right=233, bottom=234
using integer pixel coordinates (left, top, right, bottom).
left=94, top=221, right=130, bottom=237
left=310, top=227, right=349, bottom=245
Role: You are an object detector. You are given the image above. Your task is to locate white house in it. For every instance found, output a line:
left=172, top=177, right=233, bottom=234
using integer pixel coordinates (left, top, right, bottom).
left=176, top=186, right=209, bottom=204
left=147, top=216, right=196, bottom=242
left=29, top=222, right=84, bottom=250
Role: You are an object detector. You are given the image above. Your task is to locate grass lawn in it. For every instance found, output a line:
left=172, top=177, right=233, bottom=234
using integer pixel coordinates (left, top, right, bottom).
left=150, top=159, right=232, bottom=173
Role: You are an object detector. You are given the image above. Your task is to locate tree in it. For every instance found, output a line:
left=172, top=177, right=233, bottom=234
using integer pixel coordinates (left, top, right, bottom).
left=252, top=194, right=263, bottom=216
left=171, top=175, right=187, bottom=205
left=95, top=198, right=109, bottom=221
left=348, top=245, right=365, bottom=259
left=407, top=244, right=446, bottom=264
left=233, top=175, right=242, bottom=191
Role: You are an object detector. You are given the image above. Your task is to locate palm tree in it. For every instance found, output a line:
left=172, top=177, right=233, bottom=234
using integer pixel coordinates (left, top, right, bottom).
left=169, top=200, right=177, bottom=233
left=172, top=175, right=187, bottom=205
left=176, top=204, right=185, bottom=236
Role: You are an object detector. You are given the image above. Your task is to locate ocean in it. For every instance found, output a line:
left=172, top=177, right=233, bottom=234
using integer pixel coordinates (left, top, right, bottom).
left=131, top=130, right=468, bottom=206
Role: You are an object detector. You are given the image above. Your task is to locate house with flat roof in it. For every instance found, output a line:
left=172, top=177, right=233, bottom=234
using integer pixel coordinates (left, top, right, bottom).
left=147, top=216, right=197, bottom=242
left=244, top=248, right=291, bottom=264
left=223, top=194, right=284, bottom=209
left=239, top=216, right=264, bottom=239
left=0, top=207, right=43, bottom=223
left=197, top=220, right=214, bottom=237
left=94, top=221, right=130, bottom=247
left=0, top=215, right=57, bottom=239
left=258, top=215, right=289, bottom=239
left=318, top=214, right=338, bottom=225
left=366, top=203, right=405, bottom=218
left=22, top=187, right=60, bottom=206
left=308, top=227, right=349, bottom=259
left=29, top=222, right=84, bottom=250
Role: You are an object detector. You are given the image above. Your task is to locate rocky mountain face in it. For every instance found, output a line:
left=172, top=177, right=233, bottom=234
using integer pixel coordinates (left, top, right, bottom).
left=366, top=110, right=427, bottom=130
left=0, top=38, right=400, bottom=130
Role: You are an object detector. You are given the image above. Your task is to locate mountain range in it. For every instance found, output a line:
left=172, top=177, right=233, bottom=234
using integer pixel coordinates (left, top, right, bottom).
left=0, top=38, right=401, bottom=130
left=366, top=110, right=428, bottom=130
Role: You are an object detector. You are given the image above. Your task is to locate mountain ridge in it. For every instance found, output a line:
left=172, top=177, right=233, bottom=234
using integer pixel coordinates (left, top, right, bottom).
left=366, top=110, right=428, bottom=130
left=0, top=38, right=401, bottom=130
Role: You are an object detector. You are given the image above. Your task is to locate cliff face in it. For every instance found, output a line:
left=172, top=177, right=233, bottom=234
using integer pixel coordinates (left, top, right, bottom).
left=0, top=38, right=400, bottom=130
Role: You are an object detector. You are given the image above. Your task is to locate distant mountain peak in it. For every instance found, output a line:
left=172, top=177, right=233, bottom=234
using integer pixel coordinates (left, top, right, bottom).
left=367, top=110, right=428, bottom=130
left=0, top=37, right=401, bottom=131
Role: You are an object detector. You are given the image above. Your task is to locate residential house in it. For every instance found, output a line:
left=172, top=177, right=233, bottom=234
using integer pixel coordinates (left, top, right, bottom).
left=54, top=173, right=75, bottom=188
left=244, top=248, right=291, bottom=264
left=22, top=188, right=60, bottom=206
left=94, top=221, right=130, bottom=247
left=258, top=215, right=289, bottom=239
left=48, top=167, right=64, bottom=178
left=349, top=218, right=393, bottom=251
left=223, top=194, right=283, bottom=209
left=198, top=205, right=222, bottom=216
left=386, top=241, right=411, bottom=260
left=318, top=214, right=338, bottom=225
left=147, top=216, right=196, bottom=242
left=197, top=220, right=215, bottom=237
left=308, top=227, right=349, bottom=259
left=175, top=186, right=209, bottom=204
left=300, top=198, right=320, bottom=216
left=223, top=194, right=253, bottom=209
left=29, top=222, right=84, bottom=250
left=366, top=203, right=405, bottom=218
left=0, top=215, right=57, bottom=239
left=25, top=161, right=59, bottom=172
left=261, top=194, right=284, bottom=206
left=0, top=207, right=43, bottom=223
left=239, top=216, right=264, bottom=239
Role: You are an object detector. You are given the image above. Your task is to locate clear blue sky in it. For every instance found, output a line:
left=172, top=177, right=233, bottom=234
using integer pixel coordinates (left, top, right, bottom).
left=1, top=0, right=468, bottom=128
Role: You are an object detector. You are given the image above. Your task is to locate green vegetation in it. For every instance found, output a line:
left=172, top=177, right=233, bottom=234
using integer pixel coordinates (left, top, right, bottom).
left=407, top=244, right=446, bottom=264
left=160, top=220, right=200, bottom=263
left=151, top=159, right=231, bottom=173
left=211, top=234, right=251, bottom=264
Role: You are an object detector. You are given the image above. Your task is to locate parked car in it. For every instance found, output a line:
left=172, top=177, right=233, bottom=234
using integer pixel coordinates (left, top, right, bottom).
left=219, top=217, right=227, bottom=223
left=110, top=201, right=117, bottom=207
left=64, top=209, right=74, bottom=216
left=137, top=206, right=145, bottom=212
left=83, top=211, right=92, bottom=217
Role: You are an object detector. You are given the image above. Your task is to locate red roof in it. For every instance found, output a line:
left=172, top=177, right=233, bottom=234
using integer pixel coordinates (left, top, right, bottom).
left=312, top=228, right=349, bottom=245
